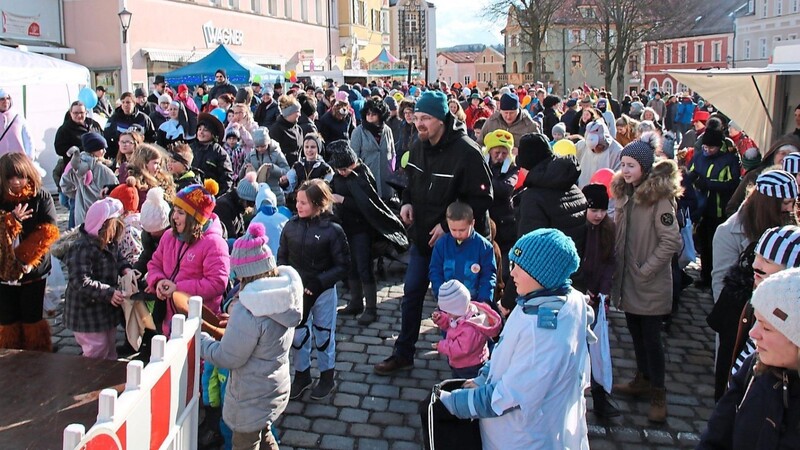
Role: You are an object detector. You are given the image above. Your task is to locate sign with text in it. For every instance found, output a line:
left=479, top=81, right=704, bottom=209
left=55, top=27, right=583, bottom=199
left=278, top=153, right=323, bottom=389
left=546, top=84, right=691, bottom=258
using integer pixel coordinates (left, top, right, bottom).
left=202, top=21, right=244, bottom=48
left=0, top=0, right=61, bottom=43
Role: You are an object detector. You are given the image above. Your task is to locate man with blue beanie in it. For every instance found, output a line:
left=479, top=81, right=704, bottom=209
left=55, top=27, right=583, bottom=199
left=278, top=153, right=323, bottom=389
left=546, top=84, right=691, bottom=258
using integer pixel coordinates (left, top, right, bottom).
left=374, top=90, right=494, bottom=375
left=438, top=228, right=593, bottom=449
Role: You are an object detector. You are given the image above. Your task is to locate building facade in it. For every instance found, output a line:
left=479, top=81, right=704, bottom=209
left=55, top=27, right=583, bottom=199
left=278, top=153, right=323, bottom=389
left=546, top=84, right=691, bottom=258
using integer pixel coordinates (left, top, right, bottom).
left=0, top=0, right=68, bottom=55
left=735, top=0, right=800, bottom=68
left=338, top=0, right=390, bottom=70
left=436, top=52, right=478, bottom=86
left=63, top=0, right=337, bottom=99
left=388, top=0, right=436, bottom=82
left=474, top=46, right=504, bottom=90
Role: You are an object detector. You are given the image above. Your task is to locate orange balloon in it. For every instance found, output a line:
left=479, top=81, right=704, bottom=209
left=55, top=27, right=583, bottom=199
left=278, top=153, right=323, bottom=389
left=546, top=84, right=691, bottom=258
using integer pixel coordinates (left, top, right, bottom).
left=589, top=168, right=615, bottom=198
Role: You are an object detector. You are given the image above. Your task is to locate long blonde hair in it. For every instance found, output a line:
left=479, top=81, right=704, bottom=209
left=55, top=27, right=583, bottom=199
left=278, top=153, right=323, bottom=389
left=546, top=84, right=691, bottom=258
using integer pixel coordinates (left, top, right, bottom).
left=128, top=144, right=176, bottom=200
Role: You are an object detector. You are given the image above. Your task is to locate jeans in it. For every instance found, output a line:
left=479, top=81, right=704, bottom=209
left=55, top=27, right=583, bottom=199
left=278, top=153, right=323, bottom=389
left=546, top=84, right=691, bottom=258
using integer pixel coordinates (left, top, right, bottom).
left=74, top=328, right=117, bottom=360
left=394, top=244, right=432, bottom=361
left=625, top=313, right=665, bottom=388
left=347, top=231, right=375, bottom=283
left=451, top=364, right=482, bottom=379
left=292, top=287, right=337, bottom=372
left=60, top=194, right=76, bottom=230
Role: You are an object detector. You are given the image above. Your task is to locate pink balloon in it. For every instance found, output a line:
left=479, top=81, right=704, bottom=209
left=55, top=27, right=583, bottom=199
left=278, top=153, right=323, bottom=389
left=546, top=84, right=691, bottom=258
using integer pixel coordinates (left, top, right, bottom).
left=589, top=168, right=615, bottom=198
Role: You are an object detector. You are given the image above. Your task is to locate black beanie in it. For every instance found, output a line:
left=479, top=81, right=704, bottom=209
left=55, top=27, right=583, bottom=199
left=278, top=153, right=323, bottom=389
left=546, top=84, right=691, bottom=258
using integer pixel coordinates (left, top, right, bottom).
left=327, top=139, right=358, bottom=169
left=701, top=117, right=725, bottom=148
left=516, top=133, right=553, bottom=170
left=582, top=184, right=609, bottom=210
left=299, top=94, right=316, bottom=117
left=215, top=68, right=227, bottom=79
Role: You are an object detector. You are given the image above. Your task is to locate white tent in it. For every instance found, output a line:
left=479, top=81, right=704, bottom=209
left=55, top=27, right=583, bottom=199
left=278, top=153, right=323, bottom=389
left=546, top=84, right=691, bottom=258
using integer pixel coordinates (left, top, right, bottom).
left=0, top=45, right=91, bottom=192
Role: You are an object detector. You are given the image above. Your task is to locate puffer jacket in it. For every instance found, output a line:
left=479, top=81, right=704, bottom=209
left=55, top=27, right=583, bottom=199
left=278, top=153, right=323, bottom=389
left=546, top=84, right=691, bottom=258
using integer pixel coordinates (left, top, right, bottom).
left=432, top=301, right=502, bottom=369
left=517, top=155, right=587, bottom=251
left=611, top=159, right=683, bottom=315
left=147, top=216, right=230, bottom=336
left=190, top=140, right=234, bottom=195
left=243, top=144, right=290, bottom=206
left=674, top=98, right=695, bottom=125
left=317, top=111, right=355, bottom=150
left=403, top=114, right=493, bottom=256
left=201, top=266, right=303, bottom=433
left=478, top=109, right=541, bottom=150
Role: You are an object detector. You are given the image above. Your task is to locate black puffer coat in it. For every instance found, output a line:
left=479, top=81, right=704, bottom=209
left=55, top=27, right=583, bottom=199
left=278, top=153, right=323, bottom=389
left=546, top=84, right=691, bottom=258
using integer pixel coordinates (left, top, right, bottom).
left=488, top=159, right=519, bottom=246
left=54, top=113, right=103, bottom=157
left=269, top=116, right=303, bottom=166
left=517, top=155, right=587, bottom=251
left=190, top=141, right=233, bottom=195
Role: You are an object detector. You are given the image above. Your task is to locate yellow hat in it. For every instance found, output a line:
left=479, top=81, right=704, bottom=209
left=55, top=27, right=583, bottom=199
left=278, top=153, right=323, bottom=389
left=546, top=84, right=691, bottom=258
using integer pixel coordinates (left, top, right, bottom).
left=393, top=92, right=405, bottom=104
left=553, top=139, right=577, bottom=157
left=484, top=129, right=514, bottom=152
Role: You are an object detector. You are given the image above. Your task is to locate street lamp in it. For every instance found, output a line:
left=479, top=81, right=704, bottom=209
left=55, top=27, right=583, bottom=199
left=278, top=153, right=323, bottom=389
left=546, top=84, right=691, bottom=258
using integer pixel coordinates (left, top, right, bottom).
left=118, top=8, right=132, bottom=44
left=118, top=6, right=133, bottom=94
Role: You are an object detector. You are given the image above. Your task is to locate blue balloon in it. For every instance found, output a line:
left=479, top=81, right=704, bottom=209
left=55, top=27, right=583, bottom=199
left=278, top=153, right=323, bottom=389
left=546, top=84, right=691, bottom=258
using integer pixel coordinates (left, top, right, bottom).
left=78, top=87, right=98, bottom=110
left=211, top=108, right=227, bottom=123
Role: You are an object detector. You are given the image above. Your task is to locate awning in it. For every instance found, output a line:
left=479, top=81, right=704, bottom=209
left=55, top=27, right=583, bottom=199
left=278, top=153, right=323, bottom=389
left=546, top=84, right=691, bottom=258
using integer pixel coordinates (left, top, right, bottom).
left=142, top=48, right=285, bottom=67
left=666, top=67, right=780, bottom=148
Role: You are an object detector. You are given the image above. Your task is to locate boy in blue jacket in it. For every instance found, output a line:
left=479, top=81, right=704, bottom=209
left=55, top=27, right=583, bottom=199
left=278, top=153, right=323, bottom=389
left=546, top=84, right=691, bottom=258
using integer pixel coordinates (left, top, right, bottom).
left=429, top=201, right=496, bottom=304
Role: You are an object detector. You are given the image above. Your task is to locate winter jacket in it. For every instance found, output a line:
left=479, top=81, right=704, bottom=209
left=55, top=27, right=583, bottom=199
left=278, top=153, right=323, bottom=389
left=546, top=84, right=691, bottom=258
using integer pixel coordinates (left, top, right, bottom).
left=208, top=81, right=237, bottom=101
left=157, top=119, right=186, bottom=148
left=64, top=228, right=130, bottom=332
left=577, top=139, right=623, bottom=188
left=487, top=157, right=519, bottom=245
left=396, top=121, right=418, bottom=167
left=517, top=155, right=587, bottom=251
left=174, top=170, right=202, bottom=192
left=250, top=204, right=288, bottom=256
left=687, top=139, right=741, bottom=219
left=298, top=115, right=318, bottom=136
left=0, top=187, right=59, bottom=283
left=710, top=212, right=749, bottom=303
left=317, top=111, right=355, bottom=148
left=541, top=108, right=561, bottom=141
left=269, top=116, right=303, bottom=166
left=479, top=109, right=541, bottom=150
left=465, top=105, right=492, bottom=132
left=350, top=124, right=396, bottom=200
left=132, top=230, right=160, bottom=275
left=429, top=231, right=496, bottom=302
left=433, top=301, right=502, bottom=369
left=647, top=98, right=666, bottom=119
left=386, top=115, right=403, bottom=145
left=104, top=107, right=156, bottom=159
left=214, top=190, right=247, bottom=238
left=285, top=159, right=334, bottom=193
left=147, top=216, right=230, bottom=336
left=200, top=266, right=303, bottom=433
left=561, top=109, right=579, bottom=135
left=59, top=152, right=119, bottom=224
left=725, top=140, right=789, bottom=216
left=697, top=355, right=800, bottom=450
left=190, top=141, right=234, bottom=195
left=575, top=219, right=615, bottom=297
left=403, top=114, right=493, bottom=256
left=675, top=98, right=696, bottom=125
left=246, top=145, right=290, bottom=206
left=611, top=160, right=683, bottom=315
left=54, top=114, right=103, bottom=158
left=445, top=288, right=592, bottom=450
left=254, top=100, right=280, bottom=128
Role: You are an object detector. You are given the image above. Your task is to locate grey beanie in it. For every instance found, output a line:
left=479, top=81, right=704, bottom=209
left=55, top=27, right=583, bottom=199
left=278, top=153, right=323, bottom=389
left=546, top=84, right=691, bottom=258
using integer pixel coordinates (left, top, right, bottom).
left=620, top=132, right=658, bottom=174
left=253, top=127, right=270, bottom=147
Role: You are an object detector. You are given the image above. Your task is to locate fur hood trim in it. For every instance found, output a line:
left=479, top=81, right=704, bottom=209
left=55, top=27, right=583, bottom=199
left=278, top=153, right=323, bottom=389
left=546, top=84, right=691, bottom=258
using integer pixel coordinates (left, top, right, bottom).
left=238, top=265, right=303, bottom=328
left=611, top=158, right=683, bottom=206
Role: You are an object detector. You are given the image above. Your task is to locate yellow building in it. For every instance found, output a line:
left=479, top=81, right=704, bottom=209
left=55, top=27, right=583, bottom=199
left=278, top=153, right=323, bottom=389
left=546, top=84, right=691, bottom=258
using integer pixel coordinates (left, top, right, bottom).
left=338, top=0, right=391, bottom=70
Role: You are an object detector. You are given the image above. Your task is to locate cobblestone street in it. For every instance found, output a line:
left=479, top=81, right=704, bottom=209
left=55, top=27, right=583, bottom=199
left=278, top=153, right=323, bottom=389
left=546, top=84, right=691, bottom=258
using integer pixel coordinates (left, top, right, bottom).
left=50, top=206, right=717, bottom=449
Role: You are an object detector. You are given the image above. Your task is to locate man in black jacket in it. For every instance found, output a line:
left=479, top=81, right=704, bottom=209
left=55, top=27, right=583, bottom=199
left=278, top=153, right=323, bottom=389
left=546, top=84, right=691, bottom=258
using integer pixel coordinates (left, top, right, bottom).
left=208, top=69, right=237, bottom=101
left=374, top=90, right=493, bottom=375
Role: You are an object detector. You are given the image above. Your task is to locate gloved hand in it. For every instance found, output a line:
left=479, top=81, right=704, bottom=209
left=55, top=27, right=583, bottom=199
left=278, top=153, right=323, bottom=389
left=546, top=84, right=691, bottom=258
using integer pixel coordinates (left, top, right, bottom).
left=439, top=390, right=456, bottom=415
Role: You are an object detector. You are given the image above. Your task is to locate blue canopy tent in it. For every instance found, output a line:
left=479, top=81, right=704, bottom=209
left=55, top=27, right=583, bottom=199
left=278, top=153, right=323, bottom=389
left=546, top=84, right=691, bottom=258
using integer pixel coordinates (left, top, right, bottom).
left=163, top=44, right=283, bottom=86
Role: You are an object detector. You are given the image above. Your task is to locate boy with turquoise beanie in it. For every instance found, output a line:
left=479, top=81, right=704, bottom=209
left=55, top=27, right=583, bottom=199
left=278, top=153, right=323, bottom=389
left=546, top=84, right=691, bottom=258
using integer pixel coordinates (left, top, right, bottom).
left=439, top=228, right=593, bottom=449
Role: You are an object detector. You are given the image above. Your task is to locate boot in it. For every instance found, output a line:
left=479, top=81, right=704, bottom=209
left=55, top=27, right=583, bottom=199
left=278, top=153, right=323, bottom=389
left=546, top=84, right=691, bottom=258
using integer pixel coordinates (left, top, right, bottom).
left=357, top=283, right=378, bottom=325
left=198, top=405, right=223, bottom=448
left=613, top=371, right=652, bottom=398
left=338, top=279, right=364, bottom=315
left=0, top=323, right=23, bottom=349
left=310, top=369, right=336, bottom=400
left=133, top=328, right=158, bottom=363
left=289, top=368, right=312, bottom=400
left=591, top=386, right=621, bottom=419
left=648, top=387, right=668, bottom=423
left=21, top=320, right=51, bottom=352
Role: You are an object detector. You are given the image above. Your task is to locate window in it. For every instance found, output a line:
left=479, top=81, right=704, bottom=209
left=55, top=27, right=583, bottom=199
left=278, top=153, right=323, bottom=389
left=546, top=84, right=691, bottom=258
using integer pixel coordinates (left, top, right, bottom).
left=662, top=78, right=673, bottom=94
left=649, top=79, right=659, bottom=91
left=227, top=0, right=235, bottom=8
left=762, top=0, right=768, bottom=17
left=678, top=44, right=687, bottom=63
left=483, top=56, right=486, bottom=63
left=695, top=43, right=703, bottom=62
left=268, top=0, right=277, bottom=15
left=568, top=30, right=575, bottom=43
left=464, top=76, right=471, bottom=84
left=678, top=83, right=689, bottom=94
left=651, top=46, right=658, bottom=65
left=571, top=54, right=582, bottom=66
left=381, top=11, right=389, bottom=32
left=665, top=45, right=673, bottom=64
left=793, top=0, right=799, bottom=13
left=301, top=0, right=308, bottom=21
left=712, top=41, right=721, bottom=62
left=352, top=0, right=365, bottom=24
left=316, top=0, right=323, bottom=23
left=628, top=54, right=638, bottom=73
left=252, top=0, right=260, bottom=13
left=744, top=39, right=751, bottom=59
left=285, top=0, right=292, bottom=18
left=596, top=29, right=602, bottom=43
left=760, top=38, right=767, bottom=58
left=790, top=34, right=798, bottom=40
left=777, top=0, right=783, bottom=15
left=580, top=29, right=587, bottom=43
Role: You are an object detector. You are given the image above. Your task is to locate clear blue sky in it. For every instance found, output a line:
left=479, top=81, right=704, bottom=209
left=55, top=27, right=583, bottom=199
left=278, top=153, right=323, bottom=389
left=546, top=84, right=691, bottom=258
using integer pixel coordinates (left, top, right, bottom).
left=435, top=0, right=503, bottom=48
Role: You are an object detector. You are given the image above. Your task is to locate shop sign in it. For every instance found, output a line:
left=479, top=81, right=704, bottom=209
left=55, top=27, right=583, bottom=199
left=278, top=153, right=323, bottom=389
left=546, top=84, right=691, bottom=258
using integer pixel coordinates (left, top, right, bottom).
left=2, top=11, right=41, bottom=37
left=202, top=21, right=244, bottom=48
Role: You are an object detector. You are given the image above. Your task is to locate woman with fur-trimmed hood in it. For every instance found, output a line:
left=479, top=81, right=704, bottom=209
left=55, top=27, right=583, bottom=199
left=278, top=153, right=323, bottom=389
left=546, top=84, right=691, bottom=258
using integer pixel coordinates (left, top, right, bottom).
left=610, top=132, right=683, bottom=424
left=0, top=153, right=60, bottom=351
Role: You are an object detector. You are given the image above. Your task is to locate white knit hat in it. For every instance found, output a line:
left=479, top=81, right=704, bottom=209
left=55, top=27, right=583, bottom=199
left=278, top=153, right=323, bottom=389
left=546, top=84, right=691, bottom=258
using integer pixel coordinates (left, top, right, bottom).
left=750, top=267, right=800, bottom=347
left=437, top=280, right=471, bottom=317
left=140, top=187, right=171, bottom=233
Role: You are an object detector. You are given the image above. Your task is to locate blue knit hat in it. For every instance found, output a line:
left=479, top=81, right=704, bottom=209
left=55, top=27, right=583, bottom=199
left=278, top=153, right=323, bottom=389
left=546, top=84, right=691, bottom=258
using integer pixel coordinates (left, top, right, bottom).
left=509, top=228, right=579, bottom=289
left=81, top=132, right=107, bottom=153
left=414, top=91, right=448, bottom=122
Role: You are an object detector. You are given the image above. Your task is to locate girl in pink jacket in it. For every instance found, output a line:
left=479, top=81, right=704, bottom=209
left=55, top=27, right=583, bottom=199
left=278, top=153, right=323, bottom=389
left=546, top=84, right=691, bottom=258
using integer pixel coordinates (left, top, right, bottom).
left=147, top=180, right=230, bottom=335
left=432, top=279, right=502, bottom=378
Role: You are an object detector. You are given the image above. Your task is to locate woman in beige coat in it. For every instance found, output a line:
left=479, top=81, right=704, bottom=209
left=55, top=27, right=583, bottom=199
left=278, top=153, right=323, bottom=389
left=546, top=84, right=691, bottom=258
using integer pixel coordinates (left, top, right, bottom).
left=610, top=132, right=683, bottom=424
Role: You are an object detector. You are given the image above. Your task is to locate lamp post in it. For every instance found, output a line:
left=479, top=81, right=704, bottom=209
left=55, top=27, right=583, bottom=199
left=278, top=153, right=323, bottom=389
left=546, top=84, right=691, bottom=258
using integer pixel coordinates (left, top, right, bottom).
left=118, top=5, right=133, bottom=94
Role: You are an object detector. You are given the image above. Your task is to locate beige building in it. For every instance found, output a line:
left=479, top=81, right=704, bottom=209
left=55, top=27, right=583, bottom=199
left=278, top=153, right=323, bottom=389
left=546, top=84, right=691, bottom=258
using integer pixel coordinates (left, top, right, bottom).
left=436, top=52, right=478, bottom=86
left=389, top=0, right=437, bottom=81
left=475, top=46, right=504, bottom=90
left=734, top=0, right=800, bottom=67
left=338, top=0, right=391, bottom=70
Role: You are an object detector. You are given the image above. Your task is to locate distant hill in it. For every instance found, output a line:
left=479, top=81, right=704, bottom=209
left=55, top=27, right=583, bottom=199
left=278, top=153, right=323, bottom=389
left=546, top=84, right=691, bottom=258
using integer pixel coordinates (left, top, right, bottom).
left=437, top=43, right=504, bottom=53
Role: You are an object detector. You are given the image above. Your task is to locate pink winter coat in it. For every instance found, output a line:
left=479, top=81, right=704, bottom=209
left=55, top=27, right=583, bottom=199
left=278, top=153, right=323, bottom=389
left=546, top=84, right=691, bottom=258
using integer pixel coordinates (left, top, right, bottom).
left=434, top=301, right=502, bottom=369
left=147, top=215, right=230, bottom=335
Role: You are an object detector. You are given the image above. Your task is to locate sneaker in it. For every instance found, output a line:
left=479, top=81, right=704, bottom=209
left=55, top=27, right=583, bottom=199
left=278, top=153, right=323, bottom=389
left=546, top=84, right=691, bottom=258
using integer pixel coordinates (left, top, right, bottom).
left=289, top=369, right=312, bottom=399
left=374, top=355, right=413, bottom=376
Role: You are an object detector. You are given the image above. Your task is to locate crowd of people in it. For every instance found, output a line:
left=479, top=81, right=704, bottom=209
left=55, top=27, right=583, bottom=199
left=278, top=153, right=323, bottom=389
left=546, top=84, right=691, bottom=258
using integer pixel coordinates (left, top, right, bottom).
left=0, top=69, right=799, bottom=449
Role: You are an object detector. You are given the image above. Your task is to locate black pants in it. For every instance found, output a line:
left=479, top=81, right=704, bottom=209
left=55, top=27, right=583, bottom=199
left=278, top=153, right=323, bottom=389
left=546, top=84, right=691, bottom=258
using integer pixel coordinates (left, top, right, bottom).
left=347, top=231, right=375, bottom=284
left=697, top=215, right=725, bottom=283
left=625, top=312, right=665, bottom=388
left=0, top=280, right=47, bottom=324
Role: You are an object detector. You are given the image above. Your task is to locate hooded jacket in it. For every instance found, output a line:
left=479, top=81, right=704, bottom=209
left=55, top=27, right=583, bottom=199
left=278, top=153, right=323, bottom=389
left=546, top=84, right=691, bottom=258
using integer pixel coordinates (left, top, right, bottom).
left=402, top=114, right=493, bottom=256
left=517, top=155, right=587, bottom=251
left=147, top=215, right=230, bottom=336
left=200, top=266, right=303, bottom=433
left=611, top=159, right=683, bottom=315
left=478, top=109, right=541, bottom=150
left=432, top=301, right=502, bottom=368
left=59, top=151, right=119, bottom=224
left=247, top=144, right=290, bottom=206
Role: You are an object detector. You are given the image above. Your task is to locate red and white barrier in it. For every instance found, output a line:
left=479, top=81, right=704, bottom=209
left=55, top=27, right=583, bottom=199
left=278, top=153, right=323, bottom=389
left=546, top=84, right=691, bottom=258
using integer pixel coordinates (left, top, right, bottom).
left=62, top=296, right=203, bottom=450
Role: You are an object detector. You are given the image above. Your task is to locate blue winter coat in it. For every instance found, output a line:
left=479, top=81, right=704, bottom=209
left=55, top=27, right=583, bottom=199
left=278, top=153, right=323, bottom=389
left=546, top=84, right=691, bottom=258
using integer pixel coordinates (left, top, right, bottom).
left=674, top=99, right=696, bottom=125
left=429, top=231, right=496, bottom=302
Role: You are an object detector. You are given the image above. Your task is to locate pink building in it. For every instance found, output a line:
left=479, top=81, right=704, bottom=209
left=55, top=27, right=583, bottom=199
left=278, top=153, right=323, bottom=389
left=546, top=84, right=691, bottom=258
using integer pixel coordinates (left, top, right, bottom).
left=436, top=52, right=479, bottom=87
left=63, top=0, right=336, bottom=99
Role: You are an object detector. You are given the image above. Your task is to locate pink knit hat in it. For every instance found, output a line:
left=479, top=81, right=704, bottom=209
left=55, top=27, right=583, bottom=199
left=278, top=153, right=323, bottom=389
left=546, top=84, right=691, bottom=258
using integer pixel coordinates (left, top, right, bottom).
left=230, top=222, right=276, bottom=278
left=84, top=198, right=123, bottom=236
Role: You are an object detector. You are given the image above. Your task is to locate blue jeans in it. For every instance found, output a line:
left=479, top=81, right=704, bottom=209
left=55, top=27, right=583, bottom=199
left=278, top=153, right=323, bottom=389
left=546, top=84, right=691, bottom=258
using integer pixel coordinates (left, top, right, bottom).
left=292, top=287, right=337, bottom=372
left=394, top=244, right=431, bottom=362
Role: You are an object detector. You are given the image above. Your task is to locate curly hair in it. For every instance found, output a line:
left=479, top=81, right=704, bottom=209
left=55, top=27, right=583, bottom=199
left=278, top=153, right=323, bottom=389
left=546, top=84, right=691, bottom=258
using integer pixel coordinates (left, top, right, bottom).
left=361, top=96, right=390, bottom=123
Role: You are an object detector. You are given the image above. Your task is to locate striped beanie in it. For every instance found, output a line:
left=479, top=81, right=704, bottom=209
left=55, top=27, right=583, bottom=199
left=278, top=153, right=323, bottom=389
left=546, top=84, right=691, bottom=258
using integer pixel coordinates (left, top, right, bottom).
left=438, top=279, right=471, bottom=317
left=756, top=170, right=798, bottom=199
left=782, top=153, right=800, bottom=175
left=231, top=222, right=276, bottom=278
left=756, top=225, right=800, bottom=267
left=750, top=267, right=800, bottom=347
left=173, top=180, right=219, bottom=226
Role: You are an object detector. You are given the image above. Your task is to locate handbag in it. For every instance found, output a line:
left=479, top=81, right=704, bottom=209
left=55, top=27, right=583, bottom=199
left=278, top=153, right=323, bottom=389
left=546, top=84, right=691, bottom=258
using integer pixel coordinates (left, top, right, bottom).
left=706, top=242, right=756, bottom=333
left=589, top=294, right=613, bottom=393
left=119, top=270, right=156, bottom=350
left=677, top=208, right=697, bottom=268
left=419, top=379, right=483, bottom=450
